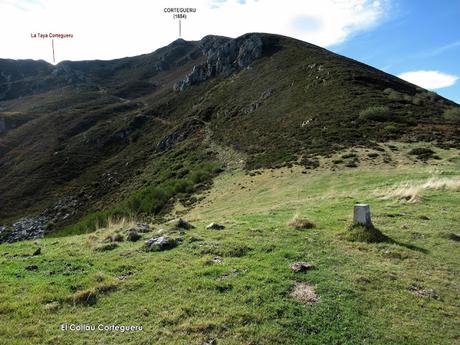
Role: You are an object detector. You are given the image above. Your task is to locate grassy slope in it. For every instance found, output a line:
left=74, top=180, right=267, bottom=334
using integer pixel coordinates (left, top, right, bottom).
left=1, top=143, right=459, bottom=345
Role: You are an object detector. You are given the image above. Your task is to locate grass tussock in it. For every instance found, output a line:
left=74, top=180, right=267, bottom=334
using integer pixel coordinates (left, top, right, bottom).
left=106, top=217, right=136, bottom=231
left=342, top=224, right=389, bottom=243
left=70, top=283, right=118, bottom=306
left=94, top=242, right=119, bottom=252
left=288, top=214, right=315, bottom=230
left=379, top=177, right=460, bottom=203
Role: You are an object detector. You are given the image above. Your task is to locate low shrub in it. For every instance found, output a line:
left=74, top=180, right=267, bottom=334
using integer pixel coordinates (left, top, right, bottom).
left=359, top=106, right=393, bottom=122
left=58, top=162, right=222, bottom=236
left=443, top=107, right=460, bottom=122
left=388, top=91, right=403, bottom=101
left=408, top=147, right=435, bottom=160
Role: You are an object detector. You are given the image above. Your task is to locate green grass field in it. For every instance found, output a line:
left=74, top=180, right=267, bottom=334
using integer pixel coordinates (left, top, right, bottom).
left=1, top=143, right=459, bottom=345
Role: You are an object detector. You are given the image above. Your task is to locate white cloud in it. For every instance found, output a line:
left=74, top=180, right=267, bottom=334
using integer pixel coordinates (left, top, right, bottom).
left=0, top=0, right=390, bottom=63
left=398, top=71, right=458, bottom=90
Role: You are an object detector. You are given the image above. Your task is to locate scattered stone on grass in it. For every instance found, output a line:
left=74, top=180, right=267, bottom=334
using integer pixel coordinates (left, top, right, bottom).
left=290, top=282, right=319, bottom=305
left=219, top=269, right=239, bottom=280
left=144, top=236, right=178, bottom=252
left=131, top=223, right=151, bottom=233
left=166, top=218, right=193, bottom=230
left=32, top=247, right=41, bottom=256
left=207, top=223, right=225, bottom=230
left=446, top=233, right=460, bottom=241
left=212, top=256, right=223, bottom=264
left=127, top=230, right=141, bottom=242
left=25, top=264, right=39, bottom=271
left=407, top=284, right=438, bottom=299
left=290, top=262, right=315, bottom=272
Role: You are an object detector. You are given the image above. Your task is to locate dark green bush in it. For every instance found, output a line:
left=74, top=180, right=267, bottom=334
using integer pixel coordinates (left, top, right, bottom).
left=408, top=147, right=435, bottom=160
left=359, top=106, right=393, bottom=122
left=443, top=107, right=460, bottom=122
left=126, top=186, right=171, bottom=214
left=388, top=91, right=403, bottom=101
left=57, top=159, right=223, bottom=236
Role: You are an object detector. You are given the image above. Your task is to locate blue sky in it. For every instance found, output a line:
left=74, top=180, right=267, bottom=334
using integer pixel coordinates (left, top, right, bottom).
left=0, top=0, right=458, bottom=103
left=332, top=0, right=460, bottom=103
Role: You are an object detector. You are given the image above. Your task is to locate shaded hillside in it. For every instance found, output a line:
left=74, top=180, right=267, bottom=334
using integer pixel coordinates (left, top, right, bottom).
left=0, top=33, right=459, bottom=232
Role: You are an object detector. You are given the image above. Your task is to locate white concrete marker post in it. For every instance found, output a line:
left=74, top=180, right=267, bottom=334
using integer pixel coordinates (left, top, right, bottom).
left=353, top=204, right=373, bottom=228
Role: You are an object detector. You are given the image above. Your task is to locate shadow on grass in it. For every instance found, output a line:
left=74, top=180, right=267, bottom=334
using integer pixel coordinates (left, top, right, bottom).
left=342, top=224, right=429, bottom=254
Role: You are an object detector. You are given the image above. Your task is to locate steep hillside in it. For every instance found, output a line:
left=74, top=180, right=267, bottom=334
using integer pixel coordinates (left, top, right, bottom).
left=0, top=33, right=459, bottom=237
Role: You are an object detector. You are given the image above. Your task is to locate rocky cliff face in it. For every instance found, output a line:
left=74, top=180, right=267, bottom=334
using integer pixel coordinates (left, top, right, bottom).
left=174, top=34, right=264, bottom=91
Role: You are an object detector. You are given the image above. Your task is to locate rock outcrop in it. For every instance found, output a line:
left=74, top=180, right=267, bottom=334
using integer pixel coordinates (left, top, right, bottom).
left=0, top=216, right=47, bottom=244
left=144, top=236, right=178, bottom=251
left=174, top=34, right=264, bottom=91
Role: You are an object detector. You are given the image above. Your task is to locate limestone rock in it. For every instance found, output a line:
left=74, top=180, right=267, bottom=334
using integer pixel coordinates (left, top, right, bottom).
left=131, top=223, right=151, bottom=233
left=127, top=230, right=141, bottom=242
left=0, top=216, right=47, bottom=244
left=174, top=34, right=264, bottom=91
left=165, top=218, right=193, bottom=230
left=206, top=223, right=225, bottom=230
left=144, top=236, right=178, bottom=252
left=25, top=264, right=39, bottom=271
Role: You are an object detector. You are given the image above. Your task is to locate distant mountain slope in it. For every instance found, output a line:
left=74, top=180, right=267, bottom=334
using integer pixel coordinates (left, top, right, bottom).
left=0, top=33, right=459, bottom=233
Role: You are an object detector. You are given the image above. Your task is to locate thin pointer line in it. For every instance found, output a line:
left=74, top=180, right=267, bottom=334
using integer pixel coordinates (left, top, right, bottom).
left=179, top=19, right=181, bottom=37
left=52, top=39, right=55, bottom=63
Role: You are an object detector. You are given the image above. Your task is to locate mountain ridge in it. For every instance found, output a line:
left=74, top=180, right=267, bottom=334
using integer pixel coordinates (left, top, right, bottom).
left=0, top=32, right=459, bottom=239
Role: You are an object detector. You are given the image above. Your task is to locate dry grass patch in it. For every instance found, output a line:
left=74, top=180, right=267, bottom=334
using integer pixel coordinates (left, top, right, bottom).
left=70, top=283, right=118, bottom=306
left=379, top=177, right=460, bottom=203
left=288, top=214, right=315, bottom=230
left=106, top=217, right=136, bottom=231
left=290, top=282, right=319, bottom=305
